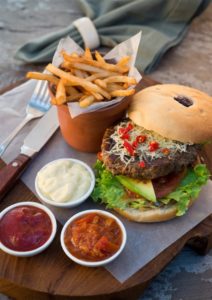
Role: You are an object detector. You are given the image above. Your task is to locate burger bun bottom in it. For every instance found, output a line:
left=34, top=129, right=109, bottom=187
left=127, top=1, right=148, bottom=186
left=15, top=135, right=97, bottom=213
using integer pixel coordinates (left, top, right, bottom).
left=114, top=199, right=194, bottom=222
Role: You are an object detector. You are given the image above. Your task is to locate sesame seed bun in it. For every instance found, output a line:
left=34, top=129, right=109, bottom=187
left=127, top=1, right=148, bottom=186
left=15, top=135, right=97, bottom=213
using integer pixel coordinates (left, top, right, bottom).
left=128, top=84, right=212, bottom=144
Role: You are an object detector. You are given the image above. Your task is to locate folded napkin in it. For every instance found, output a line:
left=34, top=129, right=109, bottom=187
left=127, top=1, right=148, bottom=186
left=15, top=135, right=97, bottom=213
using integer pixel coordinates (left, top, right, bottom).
left=14, top=0, right=209, bottom=73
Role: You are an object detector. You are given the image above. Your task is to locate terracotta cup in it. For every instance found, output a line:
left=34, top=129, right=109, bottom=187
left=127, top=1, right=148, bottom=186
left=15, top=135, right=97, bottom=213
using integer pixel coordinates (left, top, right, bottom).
left=56, top=97, right=131, bottom=153
left=49, top=81, right=131, bottom=152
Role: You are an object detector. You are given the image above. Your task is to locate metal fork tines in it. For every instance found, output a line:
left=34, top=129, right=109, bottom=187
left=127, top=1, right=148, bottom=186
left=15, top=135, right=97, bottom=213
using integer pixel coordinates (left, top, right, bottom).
left=29, top=80, right=50, bottom=112
left=0, top=79, right=50, bottom=156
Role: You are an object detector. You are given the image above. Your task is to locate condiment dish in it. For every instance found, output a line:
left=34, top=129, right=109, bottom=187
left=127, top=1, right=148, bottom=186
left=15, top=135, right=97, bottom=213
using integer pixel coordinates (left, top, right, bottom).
left=60, top=209, right=127, bottom=267
left=0, top=201, right=57, bottom=257
left=35, top=158, right=95, bottom=208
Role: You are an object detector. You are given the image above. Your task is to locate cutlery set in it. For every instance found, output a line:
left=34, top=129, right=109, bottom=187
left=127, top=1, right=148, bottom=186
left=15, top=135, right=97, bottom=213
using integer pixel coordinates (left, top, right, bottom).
left=0, top=80, right=50, bottom=156
left=0, top=81, right=59, bottom=200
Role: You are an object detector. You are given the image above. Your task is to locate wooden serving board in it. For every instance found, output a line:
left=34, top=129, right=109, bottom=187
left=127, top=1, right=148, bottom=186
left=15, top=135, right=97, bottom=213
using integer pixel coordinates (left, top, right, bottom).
left=0, top=77, right=212, bottom=300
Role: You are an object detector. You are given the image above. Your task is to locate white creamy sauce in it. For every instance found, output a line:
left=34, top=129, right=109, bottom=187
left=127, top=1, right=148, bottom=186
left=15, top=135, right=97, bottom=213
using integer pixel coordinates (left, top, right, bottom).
left=37, top=160, right=91, bottom=203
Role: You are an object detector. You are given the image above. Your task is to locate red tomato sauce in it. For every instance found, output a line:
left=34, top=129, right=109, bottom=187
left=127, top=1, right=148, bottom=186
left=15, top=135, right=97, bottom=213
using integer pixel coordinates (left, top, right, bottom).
left=64, top=213, right=122, bottom=262
left=0, top=206, right=52, bottom=251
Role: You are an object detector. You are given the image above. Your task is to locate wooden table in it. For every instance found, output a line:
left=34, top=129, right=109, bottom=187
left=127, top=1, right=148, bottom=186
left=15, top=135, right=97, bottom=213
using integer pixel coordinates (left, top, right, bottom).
left=0, top=1, right=212, bottom=300
left=0, top=76, right=211, bottom=300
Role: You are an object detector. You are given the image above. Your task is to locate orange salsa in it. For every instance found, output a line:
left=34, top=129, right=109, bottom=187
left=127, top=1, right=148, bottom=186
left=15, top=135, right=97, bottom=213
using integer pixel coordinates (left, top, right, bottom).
left=64, top=212, right=122, bottom=262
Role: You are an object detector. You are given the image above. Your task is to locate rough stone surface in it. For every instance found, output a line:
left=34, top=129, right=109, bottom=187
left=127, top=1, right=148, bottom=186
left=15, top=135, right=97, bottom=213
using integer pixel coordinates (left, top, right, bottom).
left=151, top=4, right=212, bottom=95
left=0, top=1, right=211, bottom=299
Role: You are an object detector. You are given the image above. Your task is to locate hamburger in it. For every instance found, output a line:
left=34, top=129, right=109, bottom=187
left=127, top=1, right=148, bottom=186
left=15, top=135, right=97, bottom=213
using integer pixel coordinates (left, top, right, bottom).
left=92, top=84, right=212, bottom=222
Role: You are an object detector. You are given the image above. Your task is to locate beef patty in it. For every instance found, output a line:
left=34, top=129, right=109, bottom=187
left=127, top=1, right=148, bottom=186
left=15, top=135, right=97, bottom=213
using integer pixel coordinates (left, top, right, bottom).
left=101, top=123, right=199, bottom=180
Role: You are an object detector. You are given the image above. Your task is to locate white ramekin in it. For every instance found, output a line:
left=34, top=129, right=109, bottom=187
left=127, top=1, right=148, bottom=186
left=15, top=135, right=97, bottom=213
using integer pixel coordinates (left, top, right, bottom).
left=0, top=201, right=57, bottom=257
left=35, top=158, right=95, bottom=208
left=60, top=209, right=127, bottom=267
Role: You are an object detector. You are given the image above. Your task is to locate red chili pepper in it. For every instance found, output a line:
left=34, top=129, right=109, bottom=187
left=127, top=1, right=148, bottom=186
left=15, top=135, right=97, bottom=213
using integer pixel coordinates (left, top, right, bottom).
left=123, top=141, right=134, bottom=156
left=118, top=123, right=133, bottom=136
left=136, top=135, right=146, bottom=143
left=126, top=123, right=133, bottom=131
left=132, top=140, right=138, bottom=149
left=138, top=161, right=146, bottom=168
left=120, top=133, right=130, bottom=140
left=161, top=148, right=170, bottom=155
left=118, top=128, right=126, bottom=135
left=149, top=141, right=159, bottom=152
left=131, top=135, right=147, bottom=149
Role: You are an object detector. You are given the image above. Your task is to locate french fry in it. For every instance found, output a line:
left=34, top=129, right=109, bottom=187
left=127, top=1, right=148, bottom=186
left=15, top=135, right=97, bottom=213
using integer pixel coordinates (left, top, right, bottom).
left=61, top=78, right=74, bottom=86
left=96, top=86, right=111, bottom=100
left=27, top=48, right=137, bottom=108
left=86, top=71, right=120, bottom=81
left=55, top=79, right=66, bottom=104
left=26, top=72, right=59, bottom=85
left=51, top=97, right=58, bottom=105
left=117, top=56, right=131, bottom=67
left=60, top=51, right=79, bottom=61
left=46, top=64, right=103, bottom=94
left=65, top=85, right=85, bottom=101
left=73, top=69, right=88, bottom=78
left=94, top=79, right=107, bottom=89
left=90, top=91, right=104, bottom=101
left=104, top=76, right=137, bottom=85
left=110, top=89, right=135, bottom=97
left=71, top=52, right=79, bottom=58
left=60, top=61, right=72, bottom=71
left=79, top=86, right=103, bottom=100
left=66, top=93, right=83, bottom=102
left=84, top=47, right=93, bottom=60
left=63, top=52, right=129, bottom=73
left=70, top=62, right=106, bottom=74
left=123, top=82, right=129, bottom=89
left=65, top=85, right=80, bottom=95
left=79, top=95, right=95, bottom=107
left=81, top=70, right=89, bottom=78
left=95, top=51, right=105, bottom=63
left=107, top=83, right=125, bottom=91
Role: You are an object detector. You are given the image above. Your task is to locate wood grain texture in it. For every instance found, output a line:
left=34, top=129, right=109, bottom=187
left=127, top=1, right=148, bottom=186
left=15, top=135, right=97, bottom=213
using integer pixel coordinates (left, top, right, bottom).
left=0, top=78, right=211, bottom=300
left=0, top=1, right=212, bottom=299
left=0, top=154, right=30, bottom=201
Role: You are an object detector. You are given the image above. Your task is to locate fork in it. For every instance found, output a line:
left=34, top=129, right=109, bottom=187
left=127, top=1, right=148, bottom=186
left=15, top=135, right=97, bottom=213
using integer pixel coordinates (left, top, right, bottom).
left=0, top=80, right=50, bottom=156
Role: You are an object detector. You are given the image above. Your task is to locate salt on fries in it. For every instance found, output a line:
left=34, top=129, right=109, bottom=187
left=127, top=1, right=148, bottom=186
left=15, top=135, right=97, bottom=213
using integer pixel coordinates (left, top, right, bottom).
left=26, top=49, right=137, bottom=108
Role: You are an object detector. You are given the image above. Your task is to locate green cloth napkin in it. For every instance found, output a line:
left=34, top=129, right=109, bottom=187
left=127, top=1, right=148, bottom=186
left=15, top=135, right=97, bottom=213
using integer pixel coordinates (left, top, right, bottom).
left=14, top=0, right=209, bottom=73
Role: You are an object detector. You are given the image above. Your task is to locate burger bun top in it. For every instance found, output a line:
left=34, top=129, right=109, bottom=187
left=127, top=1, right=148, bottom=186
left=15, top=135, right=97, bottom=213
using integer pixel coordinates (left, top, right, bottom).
left=128, top=84, right=212, bottom=144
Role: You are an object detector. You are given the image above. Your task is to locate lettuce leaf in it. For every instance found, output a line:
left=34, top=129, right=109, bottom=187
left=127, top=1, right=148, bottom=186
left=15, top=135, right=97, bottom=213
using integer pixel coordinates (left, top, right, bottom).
left=92, top=160, right=126, bottom=209
left=161, top=164, right=210, bottom=216
left=91, top=161, right=210, bottom=216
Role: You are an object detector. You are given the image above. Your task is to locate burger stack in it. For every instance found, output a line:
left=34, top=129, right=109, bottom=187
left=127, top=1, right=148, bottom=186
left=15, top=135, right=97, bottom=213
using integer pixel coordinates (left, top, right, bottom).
left=92, top=84, right=212, bottom=222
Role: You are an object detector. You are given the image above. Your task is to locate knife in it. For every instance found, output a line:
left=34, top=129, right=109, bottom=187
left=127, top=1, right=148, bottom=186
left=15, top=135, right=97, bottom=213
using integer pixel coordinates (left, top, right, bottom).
left=0, top=106, right=59, bottom=201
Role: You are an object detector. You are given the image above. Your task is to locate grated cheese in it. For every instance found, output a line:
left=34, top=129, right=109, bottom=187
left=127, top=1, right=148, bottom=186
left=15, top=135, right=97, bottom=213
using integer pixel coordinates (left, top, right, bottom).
left=106, top=121, right=192, bottom=165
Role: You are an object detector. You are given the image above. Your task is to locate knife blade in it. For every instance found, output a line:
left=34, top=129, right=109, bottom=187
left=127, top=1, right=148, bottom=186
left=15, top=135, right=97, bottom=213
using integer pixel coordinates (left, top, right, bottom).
left=0, top=106, right=59, bottom=201
left=21, top=106, right=59, bottom=157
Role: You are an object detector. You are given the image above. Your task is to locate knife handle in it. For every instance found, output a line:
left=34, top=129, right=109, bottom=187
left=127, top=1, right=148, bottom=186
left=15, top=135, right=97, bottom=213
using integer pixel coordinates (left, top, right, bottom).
left=0, top=154, right=30, bottom=201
